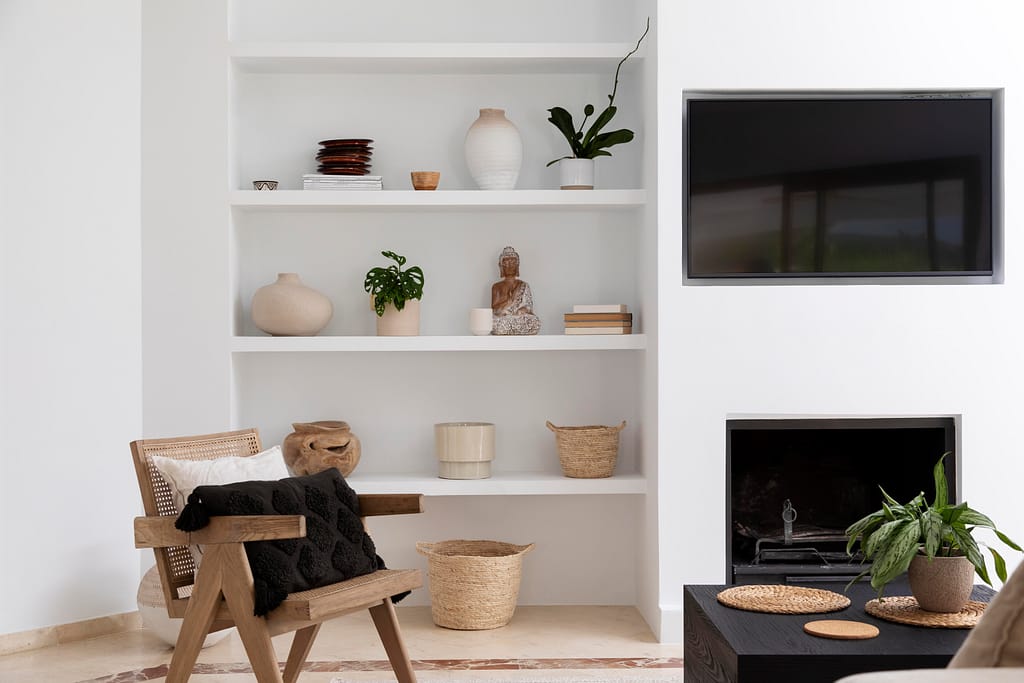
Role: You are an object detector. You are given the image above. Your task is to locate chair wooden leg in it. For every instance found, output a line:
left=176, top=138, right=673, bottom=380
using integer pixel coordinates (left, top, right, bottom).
left=282, top=623, right=321, bottom=683
left=166, top=548, right=225, bottom=683
left=369, top=598, right=417, bottom=683
left=220, top=543, right=284, bottom=683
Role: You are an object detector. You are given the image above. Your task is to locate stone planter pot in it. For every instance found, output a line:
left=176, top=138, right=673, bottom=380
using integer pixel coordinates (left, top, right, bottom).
left=908, top=553, right=975, bottom=613
left=558, top=158, right=595, bottom=190
left=435, top=422, right=495, bottom=479
left=374, top=298, right=420, bottom=336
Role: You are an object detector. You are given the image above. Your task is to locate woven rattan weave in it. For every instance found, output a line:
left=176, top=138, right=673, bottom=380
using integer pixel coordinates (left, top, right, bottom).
left=716, top=584, right=852, bottom=614
left=865, top=596, right=986, bottom=628
left=416, top=540, right=534, bottom=630
left=546, top=420, right=626, bottom=478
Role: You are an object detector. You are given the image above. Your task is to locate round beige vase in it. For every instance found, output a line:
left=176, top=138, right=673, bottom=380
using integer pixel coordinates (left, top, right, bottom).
left=375, top=298, right=421, bottom=336
left=435, top=422, right=495, bottom=479
left=251, top=273, right=333, bottom=336
left=908, top=553, right=975, bottom=613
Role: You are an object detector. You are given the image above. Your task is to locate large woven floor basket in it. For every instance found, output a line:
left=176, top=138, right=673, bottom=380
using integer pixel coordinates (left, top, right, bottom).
left=546, top=420, right=626, bottom=478
left=416, top=540, right=535, bottom=630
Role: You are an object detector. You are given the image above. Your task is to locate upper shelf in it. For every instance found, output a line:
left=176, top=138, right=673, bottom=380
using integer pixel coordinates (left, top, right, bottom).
left=231, top=335, right=646, bottom=352
left=229, top=189, right=646, bottom=211
left=230, top=42, right=645, bottom=74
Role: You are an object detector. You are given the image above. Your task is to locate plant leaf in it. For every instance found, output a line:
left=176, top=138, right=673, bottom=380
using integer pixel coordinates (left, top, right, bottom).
left=846, top=511, right=886, bottom=555
left=995, top=529, right=1023, bottom=552
left=588, top=128, right=635, bottom=152
left=940, top=501, right=968, bottom=525
left=951, top=526, right=991, bottom=585
left=932, top=452, right=950, bottom=508
left=989, top=546, right=1008, bottom=583
left=869, top=519, right=921, bottom=594
left=920, top=509, right=945, bottom=559
left=581, top=106, right=617, bottom=149
left=865, top=519, right=908, bottom=560
left=957, top=509, right=996, bottom=528
left=879, top=486, right=900, bottom=507
left=547, top=107, right=579, bottom=150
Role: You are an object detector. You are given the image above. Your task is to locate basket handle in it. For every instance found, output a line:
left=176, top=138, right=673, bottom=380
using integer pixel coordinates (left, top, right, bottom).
left=547, top=420, right=626, bottom=432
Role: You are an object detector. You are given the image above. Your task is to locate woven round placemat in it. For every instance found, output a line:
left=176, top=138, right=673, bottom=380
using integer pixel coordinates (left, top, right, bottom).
left=865, top=596, right=986, bottom=628
left=716, top=585, right=851, bottom=614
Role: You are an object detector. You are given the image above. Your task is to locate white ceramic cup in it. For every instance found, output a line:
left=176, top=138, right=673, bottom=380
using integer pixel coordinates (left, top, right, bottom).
left=469, top=307, right=493, bottom=335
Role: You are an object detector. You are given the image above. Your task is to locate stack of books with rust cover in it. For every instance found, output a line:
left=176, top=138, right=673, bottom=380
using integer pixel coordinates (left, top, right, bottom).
left=564, top=304, right=631, bottom=335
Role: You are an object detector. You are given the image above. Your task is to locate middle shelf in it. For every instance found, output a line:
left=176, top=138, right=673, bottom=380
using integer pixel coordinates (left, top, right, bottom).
left=229, top=189, right=647, bottom=210
left=345, top=472, right=647, bottom=496
left=231, top=334, right=647, bottom=352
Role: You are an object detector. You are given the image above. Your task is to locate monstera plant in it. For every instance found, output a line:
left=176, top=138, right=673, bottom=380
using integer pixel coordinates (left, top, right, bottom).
left=363, top=250, right=424, bottom=317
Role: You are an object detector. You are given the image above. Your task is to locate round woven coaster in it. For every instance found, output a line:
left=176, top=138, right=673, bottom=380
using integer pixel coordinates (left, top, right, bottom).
left=865, top=596, right=986, bottom=628
left=804, top=619, right=880, bottom=640
left=716, top=585, right=851, bottom=614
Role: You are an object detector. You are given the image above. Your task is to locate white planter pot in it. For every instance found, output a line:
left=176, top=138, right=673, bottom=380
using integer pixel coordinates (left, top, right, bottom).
left=464, top=108, right=522, bottom=190
left=435, top=422, right=495, bottom=479
left=375, top=298, right=420, bottom=336
left=559, top=158, right=595, bottom=190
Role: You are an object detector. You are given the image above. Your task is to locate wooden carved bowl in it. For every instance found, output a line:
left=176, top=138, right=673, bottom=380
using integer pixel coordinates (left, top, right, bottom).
left=411, top=171, right=440, bottom=191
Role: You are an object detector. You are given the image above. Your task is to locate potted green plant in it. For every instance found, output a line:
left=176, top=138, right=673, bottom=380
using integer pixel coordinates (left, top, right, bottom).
left=363, top=250, right=424, bottom=336
left=545, top=18, right=650, bottom=190
left=846, top=453, right=1020, bottom=612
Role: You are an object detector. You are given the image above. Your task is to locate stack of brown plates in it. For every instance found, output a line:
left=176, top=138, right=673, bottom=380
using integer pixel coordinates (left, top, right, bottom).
left=316, top=138, right=373, bottom=175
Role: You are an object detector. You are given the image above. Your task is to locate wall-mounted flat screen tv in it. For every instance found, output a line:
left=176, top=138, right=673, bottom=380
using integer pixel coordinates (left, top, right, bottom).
left=685, top=93, right=997, bottom=280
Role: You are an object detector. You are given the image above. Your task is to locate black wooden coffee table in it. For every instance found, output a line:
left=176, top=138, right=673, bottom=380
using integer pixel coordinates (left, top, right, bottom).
left=683, top=582, right=993, bottom=683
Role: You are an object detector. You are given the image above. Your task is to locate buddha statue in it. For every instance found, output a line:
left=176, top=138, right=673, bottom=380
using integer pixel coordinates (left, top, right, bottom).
left=491, top=246, right=541, bottom=335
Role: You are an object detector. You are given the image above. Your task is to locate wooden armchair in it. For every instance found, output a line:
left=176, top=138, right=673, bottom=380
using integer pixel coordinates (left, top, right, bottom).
left=131, top=429, right=423, bottom=683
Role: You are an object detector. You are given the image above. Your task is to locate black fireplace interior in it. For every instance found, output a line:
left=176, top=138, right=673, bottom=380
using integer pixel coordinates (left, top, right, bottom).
left=727, top=417, right=956, bottom=584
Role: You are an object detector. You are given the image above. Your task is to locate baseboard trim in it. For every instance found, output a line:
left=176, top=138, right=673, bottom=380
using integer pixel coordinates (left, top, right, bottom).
left=0, top=610, right=141, bottom=656
left=659, top=605, right=682, bottom=644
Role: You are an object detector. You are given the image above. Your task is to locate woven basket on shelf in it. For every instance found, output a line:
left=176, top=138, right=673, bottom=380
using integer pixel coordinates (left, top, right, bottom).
left=546, top=420, right=626, bottom=478
left=416, top=540, right=535, bottom=630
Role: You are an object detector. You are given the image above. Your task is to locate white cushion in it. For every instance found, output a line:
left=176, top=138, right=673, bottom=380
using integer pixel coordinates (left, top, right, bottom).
left=150, top=445, right=290, bottom=567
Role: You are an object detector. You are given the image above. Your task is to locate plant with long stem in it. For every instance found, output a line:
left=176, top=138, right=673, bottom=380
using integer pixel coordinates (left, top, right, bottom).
left=545, top=18, right=650, bottom=166
left=363, top=251, right=424, bottom=317
left=845, top=452, right=1021, bottom=598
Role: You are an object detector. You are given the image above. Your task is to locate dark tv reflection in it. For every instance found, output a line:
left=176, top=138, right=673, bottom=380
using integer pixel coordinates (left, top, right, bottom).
left=690, top=159, right=982, bottom=275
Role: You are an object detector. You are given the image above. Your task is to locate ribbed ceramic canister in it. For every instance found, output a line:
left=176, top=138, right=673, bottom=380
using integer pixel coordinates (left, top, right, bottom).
left=464, top=108, right=522, bottom=190
left=435, top=422, right=495, bottom=479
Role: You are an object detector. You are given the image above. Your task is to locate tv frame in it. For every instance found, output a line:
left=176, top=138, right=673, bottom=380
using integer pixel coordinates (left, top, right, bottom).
left=682, top=90, right=1004, bottom=285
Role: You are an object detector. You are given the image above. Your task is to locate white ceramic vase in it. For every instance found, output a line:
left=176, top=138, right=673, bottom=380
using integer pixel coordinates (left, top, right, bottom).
left=464, top=108, right=522, bottom=190
left=559, top=158, right=595, bottom=190
left=375, top=298, right=421, bottom=336
left=251, top=273, right=333, bottom=336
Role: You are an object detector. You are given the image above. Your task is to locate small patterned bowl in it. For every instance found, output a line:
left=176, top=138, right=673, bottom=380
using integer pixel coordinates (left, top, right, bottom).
left=253, top=180, right=278, bottom=191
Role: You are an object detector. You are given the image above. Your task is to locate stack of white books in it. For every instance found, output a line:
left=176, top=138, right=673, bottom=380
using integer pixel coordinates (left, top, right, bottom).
left=302, top=174, right=383, bottom=191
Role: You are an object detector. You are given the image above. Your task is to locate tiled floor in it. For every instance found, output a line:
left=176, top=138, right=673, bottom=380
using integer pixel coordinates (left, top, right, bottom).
left=0, top=606, right=682, bottom=683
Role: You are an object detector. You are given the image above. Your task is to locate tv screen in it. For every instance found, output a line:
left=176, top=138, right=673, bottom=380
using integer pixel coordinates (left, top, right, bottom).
left=685, top=95, right=994, bottom=279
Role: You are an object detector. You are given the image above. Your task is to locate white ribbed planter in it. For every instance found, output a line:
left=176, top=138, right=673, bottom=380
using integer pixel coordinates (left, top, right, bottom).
left=558, top=158, right=595, bottom=190
left=374, top=298, right=420, bottom=336
left=464, top=108, right=522, bottom=190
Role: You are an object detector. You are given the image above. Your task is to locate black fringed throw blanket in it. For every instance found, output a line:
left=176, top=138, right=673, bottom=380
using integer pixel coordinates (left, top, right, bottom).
left=175, top=468, right=408, bottom=616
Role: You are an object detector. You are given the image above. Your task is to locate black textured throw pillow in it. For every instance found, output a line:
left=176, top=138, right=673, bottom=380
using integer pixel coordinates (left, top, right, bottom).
left=175, top=468, right=408, bottom=616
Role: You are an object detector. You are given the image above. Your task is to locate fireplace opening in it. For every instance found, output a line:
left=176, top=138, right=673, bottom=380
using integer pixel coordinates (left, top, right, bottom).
left=727, top=417, right=956, bottom=584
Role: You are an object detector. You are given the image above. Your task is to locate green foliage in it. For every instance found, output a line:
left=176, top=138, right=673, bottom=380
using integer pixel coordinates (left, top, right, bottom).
left=363, top=251, right=424, bottom=317
left=845, top=453, right=1021, bottom=598
left=545, top=18, right=650, bottom=166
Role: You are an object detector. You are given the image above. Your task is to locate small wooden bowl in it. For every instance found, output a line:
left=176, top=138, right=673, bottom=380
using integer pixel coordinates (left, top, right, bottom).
left=411, top=171, right=440, bottom=191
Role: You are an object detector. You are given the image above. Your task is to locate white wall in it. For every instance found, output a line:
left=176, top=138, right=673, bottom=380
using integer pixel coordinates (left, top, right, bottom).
left=0, top=0, right=142, bottom=633
left=656, top=0, right=1024, bottom=642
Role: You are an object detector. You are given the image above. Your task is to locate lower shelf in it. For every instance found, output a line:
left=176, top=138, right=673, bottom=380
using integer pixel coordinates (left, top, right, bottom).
left=345, top=472, right=647, bottom=496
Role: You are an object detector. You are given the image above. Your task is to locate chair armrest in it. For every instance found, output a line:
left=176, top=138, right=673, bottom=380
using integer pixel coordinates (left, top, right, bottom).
left=134, top=515, right=306, bottom=548
left=358, top=494, right=424, bottom=517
